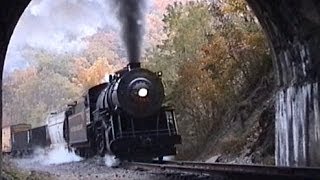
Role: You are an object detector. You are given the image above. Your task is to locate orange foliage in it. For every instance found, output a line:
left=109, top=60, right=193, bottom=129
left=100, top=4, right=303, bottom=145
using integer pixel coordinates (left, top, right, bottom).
left=10, top=68, right=37, bottom=84
left=73, top=57, right=116, bottom=89
left=5, top=68, right=38, bottom=94
left=222, top=0, right=248, bottom=14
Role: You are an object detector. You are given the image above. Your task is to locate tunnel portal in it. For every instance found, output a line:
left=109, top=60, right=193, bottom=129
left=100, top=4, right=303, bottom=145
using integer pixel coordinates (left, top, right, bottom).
left=1, top=0, right=320, bottom=167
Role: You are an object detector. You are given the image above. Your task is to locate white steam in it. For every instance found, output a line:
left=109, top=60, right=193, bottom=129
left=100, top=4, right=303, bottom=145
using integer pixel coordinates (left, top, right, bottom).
left=18, top=145, right=82, bottom=166
left=104, top=154, right=120, bottom=167
left=163, top=156, right=175, bottom=161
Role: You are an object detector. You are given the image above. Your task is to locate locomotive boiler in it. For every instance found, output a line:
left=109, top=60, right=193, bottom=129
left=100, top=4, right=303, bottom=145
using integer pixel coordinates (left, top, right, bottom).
left=63, top=63, right=181, bottom=160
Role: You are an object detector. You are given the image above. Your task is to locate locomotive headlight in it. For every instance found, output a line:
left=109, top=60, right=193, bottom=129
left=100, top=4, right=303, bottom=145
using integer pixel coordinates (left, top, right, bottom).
left=138, top=88, right=148, bottom=97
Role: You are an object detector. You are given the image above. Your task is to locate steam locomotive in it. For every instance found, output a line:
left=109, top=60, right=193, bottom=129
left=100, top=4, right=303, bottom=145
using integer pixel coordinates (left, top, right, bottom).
left=63, top=63, right=181, bottom=161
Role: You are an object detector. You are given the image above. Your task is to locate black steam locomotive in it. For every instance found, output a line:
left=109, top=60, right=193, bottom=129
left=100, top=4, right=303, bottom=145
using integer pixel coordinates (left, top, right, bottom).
left=63, top=63, right=181, bottom=161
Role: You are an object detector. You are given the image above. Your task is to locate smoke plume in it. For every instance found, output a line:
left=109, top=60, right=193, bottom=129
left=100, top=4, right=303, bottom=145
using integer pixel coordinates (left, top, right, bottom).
left=113, top=0, right=146, bottom=63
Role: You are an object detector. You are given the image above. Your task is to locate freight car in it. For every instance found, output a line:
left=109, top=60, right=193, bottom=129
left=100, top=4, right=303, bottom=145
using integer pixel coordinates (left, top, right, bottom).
left=1, top=111, right=86, bottom=157
left=29, top=125, right=51, bottom=150
left=64, top=63, right=181, bottom=161
left=2, top=123, right=32, bottom=156
left=3, top=123, right=53, bottom=156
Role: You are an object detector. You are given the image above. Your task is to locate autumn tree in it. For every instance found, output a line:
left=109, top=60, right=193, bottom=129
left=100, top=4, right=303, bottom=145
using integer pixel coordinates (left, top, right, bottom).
left=2, top=32, right=121, bottom=126
left=145, top=2, right=213, bottom=99
left=82, top=30, right=125, bottom=66
left=72, top=57, right=116, bottom=90
left=144, top=0, right=191, bottom=50
left=145, top=0, right=271, bottom=159
left=2, top=65, right=79, bottom=126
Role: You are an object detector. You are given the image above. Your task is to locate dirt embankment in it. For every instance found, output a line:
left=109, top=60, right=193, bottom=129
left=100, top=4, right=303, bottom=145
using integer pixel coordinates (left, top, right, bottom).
left=199, top=74, right=276, bottom=165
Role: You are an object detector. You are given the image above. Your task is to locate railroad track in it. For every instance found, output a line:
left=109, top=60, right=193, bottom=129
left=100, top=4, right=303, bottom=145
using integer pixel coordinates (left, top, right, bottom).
left=124, top=160, right=320, bottom=180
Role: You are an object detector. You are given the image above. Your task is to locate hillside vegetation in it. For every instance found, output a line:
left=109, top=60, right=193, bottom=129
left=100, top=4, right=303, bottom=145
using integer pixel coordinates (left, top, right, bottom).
left=144, top=0, right=273, bottom=161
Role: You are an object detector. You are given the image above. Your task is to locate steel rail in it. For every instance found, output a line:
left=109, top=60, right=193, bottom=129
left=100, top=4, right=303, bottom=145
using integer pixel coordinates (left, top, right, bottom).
left=125, top=160, right=320, bottom=179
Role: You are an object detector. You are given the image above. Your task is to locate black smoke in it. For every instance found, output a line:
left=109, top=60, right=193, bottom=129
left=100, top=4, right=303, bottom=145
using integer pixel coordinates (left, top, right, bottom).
left=113, top=0, right=146, bottom=63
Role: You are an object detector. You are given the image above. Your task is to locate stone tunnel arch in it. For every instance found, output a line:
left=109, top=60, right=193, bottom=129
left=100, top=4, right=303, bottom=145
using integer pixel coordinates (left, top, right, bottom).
left=246, top=0, right=320, bottom=167
left=0, top=0, right=319, bottom=167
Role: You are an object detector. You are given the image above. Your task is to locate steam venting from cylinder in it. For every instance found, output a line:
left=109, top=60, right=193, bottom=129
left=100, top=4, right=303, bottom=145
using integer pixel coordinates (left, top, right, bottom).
left=113, top=0, right=146, bottom=63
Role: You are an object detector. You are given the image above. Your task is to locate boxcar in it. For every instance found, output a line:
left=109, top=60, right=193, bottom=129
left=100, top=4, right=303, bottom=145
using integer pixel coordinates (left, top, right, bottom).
left=29, top=125, right=50, bottom=149
left=2, top=124, right=32, bottom=155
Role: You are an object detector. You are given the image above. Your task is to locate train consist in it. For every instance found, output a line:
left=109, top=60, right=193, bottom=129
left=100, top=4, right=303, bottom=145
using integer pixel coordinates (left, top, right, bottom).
left=2, top=123, right=50, bottom=156
left=2, top=63, right=181, bottom=161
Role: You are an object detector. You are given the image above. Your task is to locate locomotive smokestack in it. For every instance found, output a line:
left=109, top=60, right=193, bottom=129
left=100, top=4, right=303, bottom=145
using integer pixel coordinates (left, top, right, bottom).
left=128, top=62, right=141, bottom=70
left=114, top=0, right=145, bottom=63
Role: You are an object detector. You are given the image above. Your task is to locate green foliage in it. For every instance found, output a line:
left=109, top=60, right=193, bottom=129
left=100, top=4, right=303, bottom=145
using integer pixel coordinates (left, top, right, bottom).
left=145, top=1, right=213, bottom=102
left=163, top=2, right=212, bottom=60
